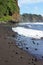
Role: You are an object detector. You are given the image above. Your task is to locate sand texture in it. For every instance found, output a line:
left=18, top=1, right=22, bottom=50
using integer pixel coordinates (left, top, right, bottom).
left=0, top=24, right=43, bottom=65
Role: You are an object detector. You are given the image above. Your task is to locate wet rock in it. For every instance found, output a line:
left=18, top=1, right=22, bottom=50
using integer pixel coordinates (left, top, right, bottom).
left=42, top=56, right=43, bottom=58
left=12, top=32, right=17, bottom=37
left=32, top=41, right=35, bottom=44
left=32, top=38, right=36, bottom=40
left=26, top=47, right=28, bottom=49
left=35, top=48, right=38, bottom=51
left=41, top=37, right=43, bottom=39
left=37, top=43, right=39, bottom=45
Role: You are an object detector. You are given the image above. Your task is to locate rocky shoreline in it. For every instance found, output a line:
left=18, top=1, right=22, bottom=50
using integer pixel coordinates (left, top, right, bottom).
left=0, top=24, right=43, bottom=65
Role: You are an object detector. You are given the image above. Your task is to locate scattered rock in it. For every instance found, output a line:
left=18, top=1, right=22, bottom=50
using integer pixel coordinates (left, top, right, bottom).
left=26, top=47, right=28, bottom=49
left=34, top=64, right=36, bottom=65
left=37, top=43, right=39, bottom=45
left=16, top=52, right=18, bottom=54
left=35, top=48, right=38, bottom=51
left=41, top=37, right=43, bottom=39
left=32, top=58, right=34, bottom=61
left=28, top=62, right=30, bottom=64
left=20, top=56, right=23, bottom=59
left=32, top=61, right=34, bottom=63
left=8, top=42, right=10, bottom=44
left=34, top=58, right=37, bottom=62
left=32, top=41, right=35, bottom=44
left=32, top=38, right=37, bottom=40
left=12, top=34, right=15, bottom=37
left=42, top=56, right=43, bottom=58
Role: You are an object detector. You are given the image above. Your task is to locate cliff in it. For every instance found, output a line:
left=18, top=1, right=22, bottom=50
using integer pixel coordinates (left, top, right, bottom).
left=20, top=14, right=43, bottom=22
left=0, top=0, right=20, bottom=22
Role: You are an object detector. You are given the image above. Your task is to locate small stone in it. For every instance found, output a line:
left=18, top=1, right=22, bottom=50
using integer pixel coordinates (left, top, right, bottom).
left=32, top=41, right=35, bottom=44
left=8, top=42, right=10, bottom=44
left=16, top=52, right=18, bottom=54
left=42, top=56, right=43, bottom=58
left=32, top=58, right=34, bottom=61
left=20, top=56, right=23, bottom=59
left=34, top=58, right=37, bottom=62
left=35, top=48, right=37, bottom=51
left=41, top=37, right=43, bottom=39
left=12, top=35, right=15, bottom=37
left=26, top=47, right=28, bottom=49
left=28, top=62, right=30, bottom=64
left=37, top=43, right=39, bottom=45
left=32, top=61, right=34, bottom=63
left=34, top=64, right=36, bottom=65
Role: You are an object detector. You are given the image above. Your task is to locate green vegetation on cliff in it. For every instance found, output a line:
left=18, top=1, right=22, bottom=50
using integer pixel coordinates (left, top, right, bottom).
left=0, top=0, right=19, bottom=22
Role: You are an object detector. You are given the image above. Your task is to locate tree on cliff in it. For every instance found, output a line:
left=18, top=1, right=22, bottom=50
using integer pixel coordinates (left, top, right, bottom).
left=21, top=14, right=43, bottom=22
left=0, top=0, right=20, bottom=21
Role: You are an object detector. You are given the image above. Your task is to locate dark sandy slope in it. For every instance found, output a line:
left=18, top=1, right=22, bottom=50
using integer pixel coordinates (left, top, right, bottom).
left=0, top=24, right=43, bottom=65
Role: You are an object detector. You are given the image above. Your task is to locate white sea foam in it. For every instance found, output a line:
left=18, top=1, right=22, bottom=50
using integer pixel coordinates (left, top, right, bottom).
left=12, top=27, right=43, bottom=39
left=12, top=23, right=43, bottom=59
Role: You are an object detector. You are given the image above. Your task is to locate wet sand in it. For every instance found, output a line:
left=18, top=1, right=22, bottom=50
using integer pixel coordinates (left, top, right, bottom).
left=0, top=24, right=43, bottom=65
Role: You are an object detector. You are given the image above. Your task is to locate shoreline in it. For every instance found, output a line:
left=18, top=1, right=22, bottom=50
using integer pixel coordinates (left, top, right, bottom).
left=0, top=23, right=43, bottom=65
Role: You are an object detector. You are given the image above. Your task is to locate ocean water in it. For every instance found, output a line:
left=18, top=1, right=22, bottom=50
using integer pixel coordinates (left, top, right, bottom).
left=12, top=22, right=43, bottom=59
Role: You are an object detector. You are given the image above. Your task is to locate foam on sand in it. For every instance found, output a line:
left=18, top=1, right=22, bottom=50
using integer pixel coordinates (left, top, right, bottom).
left=12, top=23, right=43, bottom=59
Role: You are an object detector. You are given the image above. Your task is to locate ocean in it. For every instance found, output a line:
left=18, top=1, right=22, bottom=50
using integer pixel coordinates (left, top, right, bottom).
left=12, top=22, right=43, bottom=59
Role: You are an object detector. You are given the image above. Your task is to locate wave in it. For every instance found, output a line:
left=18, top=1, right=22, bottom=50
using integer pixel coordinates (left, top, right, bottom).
left=12, top=22, right=43, bottom=59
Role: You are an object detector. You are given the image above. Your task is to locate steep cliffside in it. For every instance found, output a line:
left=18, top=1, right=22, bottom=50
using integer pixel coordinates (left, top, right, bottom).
left=0, top=0, right=20, bottom=22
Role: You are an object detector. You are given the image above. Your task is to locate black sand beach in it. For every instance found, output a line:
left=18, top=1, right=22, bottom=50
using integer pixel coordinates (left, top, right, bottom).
left=0, top=24, right=43, bottom=65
